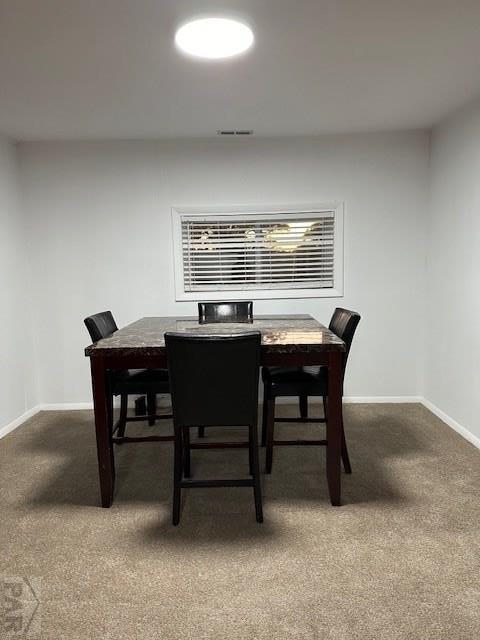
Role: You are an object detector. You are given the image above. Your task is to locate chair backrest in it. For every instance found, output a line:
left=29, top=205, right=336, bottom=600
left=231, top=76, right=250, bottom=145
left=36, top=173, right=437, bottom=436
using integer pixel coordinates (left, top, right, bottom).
left=165, top=332, right=261, bottom=428
left=84, top=311, right=118, bottom=343
left=328, top=307, right=361, bottom=373
left=198, top=301, right=253, bottom=324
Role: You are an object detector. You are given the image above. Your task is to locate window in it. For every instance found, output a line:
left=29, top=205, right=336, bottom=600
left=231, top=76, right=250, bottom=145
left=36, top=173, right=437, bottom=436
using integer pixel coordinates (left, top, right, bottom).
left=171, top=204, right=344, bottom=301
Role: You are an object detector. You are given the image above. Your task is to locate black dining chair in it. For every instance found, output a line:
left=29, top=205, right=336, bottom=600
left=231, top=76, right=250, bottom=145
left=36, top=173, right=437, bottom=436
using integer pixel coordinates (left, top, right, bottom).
left=165, top=331, right=263, bottom=525
left=198, top=301, right=253, bottom=324
left=261, top=308, right=361, bottom=474
left=84, top=311, right=171, bottom=442
left=197, top=301, right=253, bottom=438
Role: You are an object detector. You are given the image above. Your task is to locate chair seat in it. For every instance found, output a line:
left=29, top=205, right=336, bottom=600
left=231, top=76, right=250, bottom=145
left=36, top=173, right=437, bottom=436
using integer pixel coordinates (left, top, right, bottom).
left=110, top=368, right=170, bottom=395
left=262, top=365, right=327, bottom=397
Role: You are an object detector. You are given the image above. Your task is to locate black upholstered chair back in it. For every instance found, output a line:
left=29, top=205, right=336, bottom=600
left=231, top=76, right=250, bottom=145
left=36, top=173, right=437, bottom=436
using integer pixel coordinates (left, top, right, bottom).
left=198, top=301, right=253, bottom=324
left=329, top=307, right=361, bottom=372
left=84, top=311, right=118, bottom=342
left=165, top=332, right=261, bottom=427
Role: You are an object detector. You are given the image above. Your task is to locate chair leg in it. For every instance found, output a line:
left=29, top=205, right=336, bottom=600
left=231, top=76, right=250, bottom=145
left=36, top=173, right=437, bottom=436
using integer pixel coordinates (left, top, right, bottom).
left=265, top=395, right=276, bottom=474
left=249, top=423, right=263, bottom=523
left=116, top=393, right=128, bottom=439
left=299, top=394, right=308, bottom=419
left=248, top=428, right=253, bottom=475
left=183, top=427, right=191, bottom=478
left=341, top=416, right=352, bottom=474
left=198, top=427, right=205, bottom=438
left=106, top=392, right=114, bottom=434
left=172, top=428, right=183, bottom=526
left=135, top=395, right=147, bottom=416
left=147, top=393, right=156, bottom=426
left=324, top=396, right=351, bottom=474
left=322, top=395, right=328, bottom=421
left=261, top=383, right=268, bottom=447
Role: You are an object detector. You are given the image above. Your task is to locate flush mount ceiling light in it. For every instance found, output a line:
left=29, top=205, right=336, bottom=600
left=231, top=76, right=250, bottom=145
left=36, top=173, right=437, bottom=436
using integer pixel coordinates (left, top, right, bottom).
left=175, top=18, right=254, bottom=59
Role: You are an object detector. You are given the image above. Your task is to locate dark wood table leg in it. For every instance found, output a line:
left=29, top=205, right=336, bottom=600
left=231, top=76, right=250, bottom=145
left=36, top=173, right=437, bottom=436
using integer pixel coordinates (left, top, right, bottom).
left=326, top=351, right=342, bottom=506
left=90, top=357, right=115, bottom=507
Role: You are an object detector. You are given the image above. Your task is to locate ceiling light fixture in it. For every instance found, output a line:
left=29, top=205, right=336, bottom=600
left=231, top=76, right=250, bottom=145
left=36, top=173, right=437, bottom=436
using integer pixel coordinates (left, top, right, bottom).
left=175, top=18, right=254, bottom=59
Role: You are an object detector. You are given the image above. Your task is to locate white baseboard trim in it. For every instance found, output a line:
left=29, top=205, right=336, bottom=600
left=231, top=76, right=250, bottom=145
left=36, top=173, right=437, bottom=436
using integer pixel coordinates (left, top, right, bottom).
left=39, top=402, right=93, bottom=411
left=0, top=405, right=41, bottom=440
left=421, top=398, right=480, bottom=450
left=344, top=396, right=423, bottom=404
left=1, top=397, right=479, bottom=452
left=274, top=395, right=423, bottom=405
left=0, top=403, right=93, bottom=440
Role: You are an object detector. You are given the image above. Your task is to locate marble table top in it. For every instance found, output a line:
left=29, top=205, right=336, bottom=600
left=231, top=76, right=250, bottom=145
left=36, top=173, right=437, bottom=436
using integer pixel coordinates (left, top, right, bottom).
left=85, top=314, right=345, bottom=357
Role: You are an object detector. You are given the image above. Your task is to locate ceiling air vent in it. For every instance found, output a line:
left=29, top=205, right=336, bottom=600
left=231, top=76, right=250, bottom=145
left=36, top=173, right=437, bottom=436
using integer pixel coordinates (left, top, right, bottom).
left=217, top=130, right=254, bottom=136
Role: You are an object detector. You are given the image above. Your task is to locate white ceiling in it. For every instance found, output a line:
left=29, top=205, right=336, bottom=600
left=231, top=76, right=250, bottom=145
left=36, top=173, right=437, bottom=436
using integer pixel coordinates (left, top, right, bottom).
left=1, top=0, right=480, bottom=140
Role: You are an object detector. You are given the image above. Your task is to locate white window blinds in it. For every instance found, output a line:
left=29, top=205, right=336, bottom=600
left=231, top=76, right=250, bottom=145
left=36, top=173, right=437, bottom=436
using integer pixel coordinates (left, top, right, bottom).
left=172, top=206, right=344, bottom=301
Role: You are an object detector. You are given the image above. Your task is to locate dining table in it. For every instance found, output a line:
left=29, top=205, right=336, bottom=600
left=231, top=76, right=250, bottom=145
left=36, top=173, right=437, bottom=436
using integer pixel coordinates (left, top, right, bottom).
left=85, top=314, right=346, bottom=508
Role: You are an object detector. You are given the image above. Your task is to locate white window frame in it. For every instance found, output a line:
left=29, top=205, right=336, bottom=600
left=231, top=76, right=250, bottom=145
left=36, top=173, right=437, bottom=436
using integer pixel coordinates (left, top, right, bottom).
left=171, top=203, right=344, bottom=301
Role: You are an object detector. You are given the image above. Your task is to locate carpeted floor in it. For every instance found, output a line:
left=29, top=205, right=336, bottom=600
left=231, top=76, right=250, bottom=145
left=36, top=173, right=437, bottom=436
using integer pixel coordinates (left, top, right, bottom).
left=1, top=403, right=479, bottom=639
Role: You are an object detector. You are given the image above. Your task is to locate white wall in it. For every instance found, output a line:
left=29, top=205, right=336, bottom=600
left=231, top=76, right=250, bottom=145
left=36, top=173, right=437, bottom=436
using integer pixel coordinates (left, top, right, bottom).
left=19, top=133, right=429, bottom=405
left=426, top=97, right=480, bottom=440
left=0, top=138, right=36, bottom=429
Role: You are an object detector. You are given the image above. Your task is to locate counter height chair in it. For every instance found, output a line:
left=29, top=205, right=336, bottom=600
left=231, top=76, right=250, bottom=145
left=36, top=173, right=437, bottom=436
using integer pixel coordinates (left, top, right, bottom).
left=165, top=331, right=263, bottom=525
left=197, top=301, right=253, bottom=438
left=198, top=301, right=253, bottom=324
left=84, top=311, right=172, bottom=444
left=261, top=308, right=361, bottom=475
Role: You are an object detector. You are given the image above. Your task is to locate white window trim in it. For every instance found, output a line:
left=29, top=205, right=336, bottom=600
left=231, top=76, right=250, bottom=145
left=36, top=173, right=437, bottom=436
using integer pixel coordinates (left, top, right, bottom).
left=171, top=203, right=344, bottom=301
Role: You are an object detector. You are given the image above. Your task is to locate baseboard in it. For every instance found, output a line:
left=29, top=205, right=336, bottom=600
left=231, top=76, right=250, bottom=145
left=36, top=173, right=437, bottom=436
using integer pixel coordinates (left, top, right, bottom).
left=56, top=396, right=425, bottom=408
left=38, top=402, right=93, bottom=411
left=0, top=403, right=92, bottom=440
left=38, top=399, right=165, bottom=411
left=421, top=398, right=480, bottom=450
left=0, top=405, right=41, bottom=439
left=274, top=395, right=423, bottom=405
left=2, top=397, right=479, bottom=453
left=344, top=396, right=423, bottom=404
